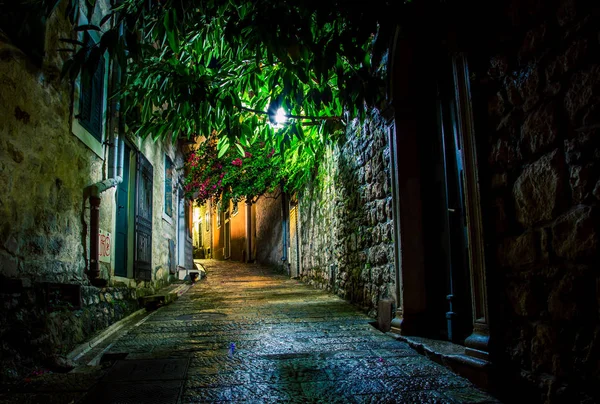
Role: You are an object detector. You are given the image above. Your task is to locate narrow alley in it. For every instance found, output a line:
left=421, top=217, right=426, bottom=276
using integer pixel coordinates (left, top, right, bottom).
left=2, top=1, right=599, bottom=401
left=2, top=260, right=499, bottom=403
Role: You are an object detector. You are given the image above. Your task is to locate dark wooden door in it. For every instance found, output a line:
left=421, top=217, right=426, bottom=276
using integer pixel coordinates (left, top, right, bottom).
left=134, top=152, right=153, bottom=280
left=114, top=143, right=131, bottom=277
left=438, top=58, right=472, bottom=343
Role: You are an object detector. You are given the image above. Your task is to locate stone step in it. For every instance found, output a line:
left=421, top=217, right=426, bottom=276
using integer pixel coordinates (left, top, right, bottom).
left=138, top=291, right=178, bottom=311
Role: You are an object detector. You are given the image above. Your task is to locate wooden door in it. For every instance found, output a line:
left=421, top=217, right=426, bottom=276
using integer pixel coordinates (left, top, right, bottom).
left=134, top=152, right=153, bottom=280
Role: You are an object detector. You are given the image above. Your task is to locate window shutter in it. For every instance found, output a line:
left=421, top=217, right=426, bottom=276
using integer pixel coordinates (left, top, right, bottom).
left=165, top=156, right=173, bottom=217
left=78, top=33, right=104, bottom=142
left=89, top=53, right=105, bottom=141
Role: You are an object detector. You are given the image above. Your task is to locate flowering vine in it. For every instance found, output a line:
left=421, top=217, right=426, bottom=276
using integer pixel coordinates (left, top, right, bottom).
left=184, top=131, right=285, bottom=207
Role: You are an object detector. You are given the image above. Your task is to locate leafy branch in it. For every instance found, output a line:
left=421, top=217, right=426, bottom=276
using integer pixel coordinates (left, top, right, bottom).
left=61, top=0, right=401, bottom=198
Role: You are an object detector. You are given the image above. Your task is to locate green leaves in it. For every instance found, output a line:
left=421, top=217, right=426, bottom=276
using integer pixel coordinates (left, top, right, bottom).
left=217, top=138, right=230, bottom=158
left=65, top=0, right=396, bottom=198
left=163, top=8, right=179, bottom=53
left=185, top=131, right=285, bottom=205
left=235, top=143, right=245, bottom=157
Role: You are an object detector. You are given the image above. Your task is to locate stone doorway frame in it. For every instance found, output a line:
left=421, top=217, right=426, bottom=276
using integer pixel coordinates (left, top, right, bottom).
left=386, top=29, right=491, bottom=361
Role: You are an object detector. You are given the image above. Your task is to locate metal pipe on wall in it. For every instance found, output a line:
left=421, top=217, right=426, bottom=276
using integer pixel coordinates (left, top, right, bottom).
left=281, top=191, right=288, bottom=263
left=89, top=195, right=101, bottom=279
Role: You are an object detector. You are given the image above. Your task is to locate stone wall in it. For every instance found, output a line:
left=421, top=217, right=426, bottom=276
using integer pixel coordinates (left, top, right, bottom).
left=468, top=0, right=600, bottom=402
left=0, top=1, right=185, bottom=381
left=0, top=280, right=142, bottom=381
left=297, top=113, right=395, bottom=317
left=254, top=192, right=284, bottom=270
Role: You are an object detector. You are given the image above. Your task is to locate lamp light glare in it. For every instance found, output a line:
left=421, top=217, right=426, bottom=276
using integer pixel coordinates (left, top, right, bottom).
left=275, top=108, right=287, bottom=125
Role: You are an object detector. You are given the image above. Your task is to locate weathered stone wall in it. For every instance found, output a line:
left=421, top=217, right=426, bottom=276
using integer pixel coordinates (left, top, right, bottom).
left=0, top=279, right=142, bottom=379
left=468, top=0, right=600, bottom=402
left=298, top=113, right=395, bottom=317
left=0, top=1, right=185, bottom=381
left=254, top=192, right=284, bottom=270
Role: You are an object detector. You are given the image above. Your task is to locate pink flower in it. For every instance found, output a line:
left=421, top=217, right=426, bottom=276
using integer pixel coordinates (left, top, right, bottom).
left=231, top=158, right=243, bottom=167
left=245, top=151, right=252, bottom=158
left=267, top=148, right=275, bottom=158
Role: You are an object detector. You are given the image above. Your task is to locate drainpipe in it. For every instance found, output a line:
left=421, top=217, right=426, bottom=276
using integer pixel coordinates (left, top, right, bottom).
left=85, top=25, right=125, bottom=284
left=281, top=191, right=288, bottom=265
left=89, top=195, right=101, bottom=280
left=245, top=200, right=252, bottom=262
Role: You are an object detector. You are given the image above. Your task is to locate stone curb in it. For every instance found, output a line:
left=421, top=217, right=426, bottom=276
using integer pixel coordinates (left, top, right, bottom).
left=67, top=308, right=147, bottom=363
left=68, top=283, right=194, bottom=363
left=388, top=332, right=493, bottom=391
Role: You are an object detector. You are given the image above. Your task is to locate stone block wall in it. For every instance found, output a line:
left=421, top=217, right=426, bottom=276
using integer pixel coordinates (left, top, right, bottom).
left=298, top=112, right=395, bottom=317
left=255, top=192, right=284, bottom=270
left=0, top=279, right=140, bottom=380
left=0, top=1, right=185, bottom=381
left=467, top=0, right=600, bottom=402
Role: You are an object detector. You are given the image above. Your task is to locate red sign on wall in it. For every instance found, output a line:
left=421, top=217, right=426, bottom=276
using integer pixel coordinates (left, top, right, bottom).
left=99, top=229, right=111, bottom=263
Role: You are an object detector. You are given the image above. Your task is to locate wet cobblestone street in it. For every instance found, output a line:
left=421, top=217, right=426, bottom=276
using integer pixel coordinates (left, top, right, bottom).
left=1, top=260, right=501, bottom=403
left=103, top=260, right=501, bottom=403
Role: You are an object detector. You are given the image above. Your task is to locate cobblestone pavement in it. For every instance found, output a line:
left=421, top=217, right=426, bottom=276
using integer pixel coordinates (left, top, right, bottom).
left=1, top=260, right=502, bottom=403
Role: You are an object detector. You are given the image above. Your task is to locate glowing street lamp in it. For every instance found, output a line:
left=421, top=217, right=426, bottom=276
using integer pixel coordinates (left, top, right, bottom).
left=268, top=106, right=288, bottom=128
left=274, top=108, right=287, bottom=126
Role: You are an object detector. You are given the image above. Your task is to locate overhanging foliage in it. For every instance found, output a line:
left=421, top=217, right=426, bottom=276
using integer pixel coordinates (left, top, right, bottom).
left=62, top=0, right=401, bottom=199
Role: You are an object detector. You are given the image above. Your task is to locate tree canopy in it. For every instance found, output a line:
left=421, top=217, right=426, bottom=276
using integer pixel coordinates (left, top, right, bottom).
left=62, top=0, right=401, bottom=203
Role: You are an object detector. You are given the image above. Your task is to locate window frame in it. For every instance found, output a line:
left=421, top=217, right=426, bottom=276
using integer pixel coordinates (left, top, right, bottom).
left=71, top=12, right=109, bottom=158
left=164, top=154, right=174, bottom=217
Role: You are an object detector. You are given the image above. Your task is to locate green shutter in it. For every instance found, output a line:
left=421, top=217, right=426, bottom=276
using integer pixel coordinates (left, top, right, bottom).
left=165, top=155, right=173, bottom=217
left=79, top=33, right=104, bottom=142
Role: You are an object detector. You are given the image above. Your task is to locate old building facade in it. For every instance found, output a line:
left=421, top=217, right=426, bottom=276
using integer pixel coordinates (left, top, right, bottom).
left=0, top=0, right=193, bottom=378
